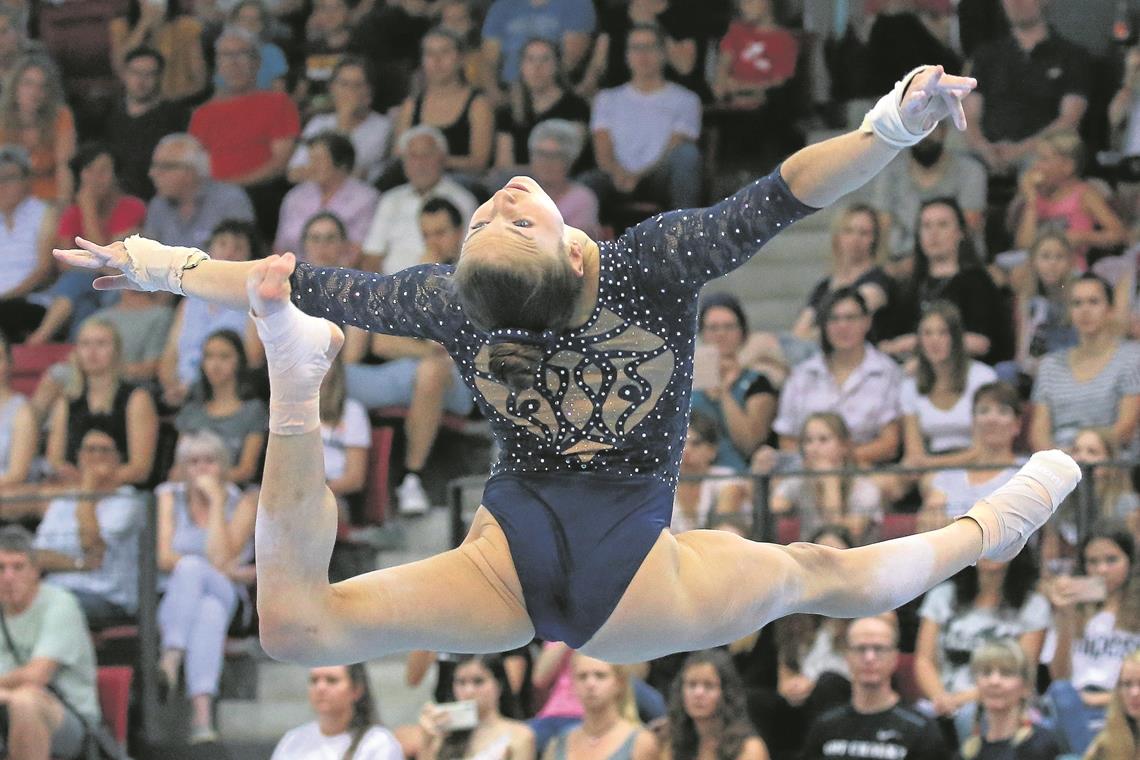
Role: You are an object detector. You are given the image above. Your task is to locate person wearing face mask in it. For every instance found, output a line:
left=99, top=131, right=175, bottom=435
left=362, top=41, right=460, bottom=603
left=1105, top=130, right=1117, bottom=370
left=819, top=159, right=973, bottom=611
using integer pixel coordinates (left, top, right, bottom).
left=871, top=122, right=988, bottom=258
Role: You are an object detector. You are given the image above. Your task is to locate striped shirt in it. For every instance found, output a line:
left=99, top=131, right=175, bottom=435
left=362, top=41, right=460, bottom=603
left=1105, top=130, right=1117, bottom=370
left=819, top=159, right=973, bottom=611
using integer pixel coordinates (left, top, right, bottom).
left=1031, top=340, right=1140, bottom=452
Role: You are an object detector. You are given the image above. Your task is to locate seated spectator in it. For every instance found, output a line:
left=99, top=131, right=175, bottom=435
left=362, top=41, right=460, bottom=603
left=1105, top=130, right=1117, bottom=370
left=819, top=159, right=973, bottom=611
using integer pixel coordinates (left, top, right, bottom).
left=1044, top=521, right=1140, bottom=755
left=0, top=145, right=57, bottom=344
left=901, top=301, right=998, bottom=469
left=1001, top=232, right=1079, bottom=385
left=1029, top=273, right=1140, bottom=454
left=1070, top=428, right=1140, bottom=537
left=288, top=56, right=392, bottom=185
left=318, top=354, right=370, bottom=517
left=584, top=24, right=702, bottom=216
left=45, top=318, right=158, bottom=487
left=439, top=0, right=483, bottom=85
left=274, top=131, right=380, bottom=256
left=227, top=0, right=289, bottom=93
left=914, top=547, right=1048, bottom=747
left=299, top=210, right=358, bottom=268
left=417, top=197, right=464, bottom=266
left=158, top=219, right=265, bottom=407
left=102, top=47, right=191, bottom=201
left=295, top=0, right=354, bottom=114
left=190, top=26, right=300, bottom=236
left=156, top=429, right=257, bottom=745
left=864, top=2, right=960, bottom=97
left=26, top=143, right=147, bottom=346
left=361, top=125, right=476, bottom=275
left=109, top=0, right=208, bottom=103
left=418, top=654, right=536, bottom=760
left=405, top=648, right=532, bottom=720
left=671, top=412, right=749, bottom=533
left=713, top=0, right=798, bottom=110
left=800, top=615, right=949, bottom=760
left=959, top=638, right=1062, bottom=760
left=0, top=53, right=76, bottom=204
left=871, top=123, right=988, bottom=257
left=773, top=287, right=903, bottom=467
left=394, top=28, right=493, bottom=178
left=692, top=293, right=776, bottom=473
left=529, top=642, right=583, bottom=754
left=526, top=119, right=600, bottom=240
left=1010, top=130, right=1125, bottom=269
left=879, top=198, right=1011, bottom=365
left=771, top=412, right=883, bottom=544
left=919, top=381, right=1024, bottom=527
left=479, top=0, right=595, bottom=104
left=665, top=648, right=769, bottom=760
left=790, top=204, right=892, bottom=349
left=1083, top=648, right=1140, bottom=760
left=0, top=525, right=100, bottom=760
left=17, top=428, right=144, bottom=628
left=0, top=334, right=34, bottom=488
left=547, top=655, right=657, bottom=760
left=143, top=133, right=256, bottom=250
left=272, top=664, right=404, bottom=760
left=175, top=329, right=268, bottom=485
left=493, top=39, right=589, bottom=171
left=0, top=6, right=32, bottom=87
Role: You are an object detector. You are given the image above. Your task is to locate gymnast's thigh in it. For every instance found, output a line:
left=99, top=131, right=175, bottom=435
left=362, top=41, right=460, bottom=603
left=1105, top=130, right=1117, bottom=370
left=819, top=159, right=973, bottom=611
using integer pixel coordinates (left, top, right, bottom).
left=331, top=505, right=535, bottom=655
left=578, top=529, right=804, bottom=663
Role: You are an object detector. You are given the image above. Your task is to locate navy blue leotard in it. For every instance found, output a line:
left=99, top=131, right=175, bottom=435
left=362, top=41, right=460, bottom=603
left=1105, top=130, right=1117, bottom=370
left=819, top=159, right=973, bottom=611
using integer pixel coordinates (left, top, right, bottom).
left=289, top=166, right=816, bottom=647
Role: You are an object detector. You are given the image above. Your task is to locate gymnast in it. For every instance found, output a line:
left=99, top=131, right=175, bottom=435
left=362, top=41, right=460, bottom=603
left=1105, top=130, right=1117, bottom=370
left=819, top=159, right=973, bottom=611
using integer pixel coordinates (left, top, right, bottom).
left=56, top=66, right=1082, bottom=665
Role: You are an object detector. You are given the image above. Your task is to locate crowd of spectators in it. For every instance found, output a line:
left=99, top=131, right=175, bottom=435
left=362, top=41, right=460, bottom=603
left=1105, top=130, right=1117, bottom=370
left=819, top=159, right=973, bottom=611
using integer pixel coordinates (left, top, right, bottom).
left=0, top=0, right=1137, bottom=756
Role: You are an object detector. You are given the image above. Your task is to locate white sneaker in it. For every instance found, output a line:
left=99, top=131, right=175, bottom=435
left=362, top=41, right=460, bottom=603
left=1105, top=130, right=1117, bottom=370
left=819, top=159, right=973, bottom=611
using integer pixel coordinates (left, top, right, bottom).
left=397, top=473, right=430, bottom=515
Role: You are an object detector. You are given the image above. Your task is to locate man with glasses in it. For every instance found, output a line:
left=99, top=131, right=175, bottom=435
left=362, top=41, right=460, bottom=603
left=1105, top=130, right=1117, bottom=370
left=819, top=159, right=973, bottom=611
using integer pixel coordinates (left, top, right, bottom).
left=102, top=47, right=189, bottom=201
left=801, top=615, right=949, bottom=759
left=142, top=133, right=254, bottom=250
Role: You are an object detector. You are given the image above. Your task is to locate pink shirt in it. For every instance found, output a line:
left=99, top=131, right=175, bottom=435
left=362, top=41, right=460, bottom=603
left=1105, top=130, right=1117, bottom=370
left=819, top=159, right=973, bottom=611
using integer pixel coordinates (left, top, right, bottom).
left=274, top=177, right=380, bottom=255
left=58, top=195, right=146, bottom=241
left=1034, top=182, right=1095, bottom=270
left=535, top=643, right=583, bottom=718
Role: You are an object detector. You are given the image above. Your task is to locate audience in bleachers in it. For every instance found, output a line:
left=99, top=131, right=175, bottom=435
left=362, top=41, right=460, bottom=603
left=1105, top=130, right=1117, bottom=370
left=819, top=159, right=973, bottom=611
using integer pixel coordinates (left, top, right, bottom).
left=418, top=196, right=465, bottom=265
left=109, top=0, right=208, bottom=105
left=0, top=524, right=100, bottom=760
left=664, top=648, right=769, bottom=760
left=914, top=547, right=1048, bottom=747
left=713, top=0, right=797, bottom=110
left=529, top=641, right=583, bottom=753
left=156, top=429, right=257, bottom=745
left=1083, top=648, right=1140, bottom=760
left=361, top=124, right=477, bottom=274
left=0, top=144, right=57, bottom=345
left=773, top=286, right=903, bottom=466
left=671, top=411, right=749, bottom=534
left=0, top=53, right=75, bottom=206
left=227, top=0, right=290, bottom=95
left=525, top=119, right=600, bottom=239
left=272, top=663, right=404, bottom=760
left=273, top=130, right=379, bottom=256
left=319, top=353, right=370, bottom=517
left=1028, top=273, right=1140, bottom=455
left=174, top=328, right=268, bottom=485
left=294, top=0, right=354, bottom=114
left=0, top=334, right=34, bottom=488
left=45, top=318, right=158, bottom=487
left=287, top=55, right=391, bottom=185
left=1043, top=520, right=1140, bottom=756
left=1067, top=428, right=1140, bottom=538
left=547, top=654, right=657, bottom=760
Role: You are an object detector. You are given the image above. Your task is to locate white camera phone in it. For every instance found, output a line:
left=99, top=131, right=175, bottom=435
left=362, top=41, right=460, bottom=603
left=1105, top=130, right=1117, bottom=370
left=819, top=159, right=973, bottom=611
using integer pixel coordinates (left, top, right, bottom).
left=436, top=699, right=479, bottom=731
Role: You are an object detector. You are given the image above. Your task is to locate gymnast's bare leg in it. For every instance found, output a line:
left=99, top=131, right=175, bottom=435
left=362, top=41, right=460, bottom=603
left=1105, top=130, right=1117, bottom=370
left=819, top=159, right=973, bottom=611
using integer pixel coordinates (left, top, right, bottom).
left=247, top=253, right=533, bottom=664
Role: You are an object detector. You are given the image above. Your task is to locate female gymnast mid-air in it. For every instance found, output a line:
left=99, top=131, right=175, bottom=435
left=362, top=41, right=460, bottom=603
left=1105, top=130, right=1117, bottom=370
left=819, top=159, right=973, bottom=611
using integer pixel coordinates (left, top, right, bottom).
left=56, top=66, right=1081, bottom=664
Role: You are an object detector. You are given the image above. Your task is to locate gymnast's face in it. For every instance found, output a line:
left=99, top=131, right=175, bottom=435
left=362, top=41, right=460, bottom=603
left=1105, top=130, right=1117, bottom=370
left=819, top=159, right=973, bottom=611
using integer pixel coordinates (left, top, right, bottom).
left=462, top=176, right=569, bottom=266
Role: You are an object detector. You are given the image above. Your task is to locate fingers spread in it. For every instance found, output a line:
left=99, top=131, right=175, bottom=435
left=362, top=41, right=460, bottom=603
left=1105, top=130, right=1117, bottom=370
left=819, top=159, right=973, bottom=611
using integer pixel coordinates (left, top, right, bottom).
left=52, top=249, right=100, bottom=268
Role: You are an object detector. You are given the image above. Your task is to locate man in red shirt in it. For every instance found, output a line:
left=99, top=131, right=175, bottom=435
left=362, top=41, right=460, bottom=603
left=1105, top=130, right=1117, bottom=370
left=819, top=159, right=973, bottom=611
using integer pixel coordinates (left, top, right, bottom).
left=190, top=26, right=300, bottom=239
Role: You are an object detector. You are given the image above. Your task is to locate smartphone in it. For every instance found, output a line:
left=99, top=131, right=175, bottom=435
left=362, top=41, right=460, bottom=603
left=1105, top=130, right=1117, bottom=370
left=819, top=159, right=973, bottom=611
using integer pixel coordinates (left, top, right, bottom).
left=692, top=343, right=720, bottom=392
left=436, top=699, right=479, bottom=730
left=1068, top=575, right=1107, bottom=603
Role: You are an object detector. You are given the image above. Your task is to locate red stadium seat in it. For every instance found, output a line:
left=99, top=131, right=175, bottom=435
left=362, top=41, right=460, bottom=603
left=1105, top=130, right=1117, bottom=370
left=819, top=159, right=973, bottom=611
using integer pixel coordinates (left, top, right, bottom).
left=776, top=516, right=801, bottom=545
left=365, top=426, right=395, bottom=525
left=11, top=343, right=72, bottom=396
left=892, top=653, right=923, bottom=705
left=880, top=513, right=918, bottom=541
left=96, top=665, right=132, bottom=745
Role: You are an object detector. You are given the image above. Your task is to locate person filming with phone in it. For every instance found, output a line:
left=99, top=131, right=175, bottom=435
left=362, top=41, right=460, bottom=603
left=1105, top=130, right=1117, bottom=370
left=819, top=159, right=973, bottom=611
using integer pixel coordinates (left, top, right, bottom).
left=1044, top=520, right=1140, bottom=756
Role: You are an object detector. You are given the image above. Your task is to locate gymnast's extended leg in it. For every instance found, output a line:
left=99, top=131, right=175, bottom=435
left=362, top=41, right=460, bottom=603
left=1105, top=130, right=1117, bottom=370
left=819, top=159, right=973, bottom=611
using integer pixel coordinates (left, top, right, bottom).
left=581, top=453, right=1080, bottom=663
left=249, top=254, right=534, bottom=665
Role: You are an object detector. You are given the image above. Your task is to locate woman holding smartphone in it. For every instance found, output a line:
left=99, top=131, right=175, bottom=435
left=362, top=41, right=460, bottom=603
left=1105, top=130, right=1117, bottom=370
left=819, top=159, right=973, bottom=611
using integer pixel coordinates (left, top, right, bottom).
left=1045, top=520, right=1140, bottom=756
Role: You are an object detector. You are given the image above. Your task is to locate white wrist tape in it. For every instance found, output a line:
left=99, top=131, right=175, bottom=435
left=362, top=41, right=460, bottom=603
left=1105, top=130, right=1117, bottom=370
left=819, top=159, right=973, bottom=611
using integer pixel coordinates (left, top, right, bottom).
left=122, top=235, right=207, bottom=295
left=860, top=66, right=935, bottom=150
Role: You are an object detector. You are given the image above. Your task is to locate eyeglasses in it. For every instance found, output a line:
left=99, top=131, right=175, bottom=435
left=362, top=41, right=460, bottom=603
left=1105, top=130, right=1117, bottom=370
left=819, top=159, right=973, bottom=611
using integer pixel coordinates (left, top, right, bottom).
left=848, top=644, right=895, bottom=658
left=304, top=233, right=344, bottom=244
left=701, top=323, right=741, bottom=333
left=151, top=161, right=188, bottom=172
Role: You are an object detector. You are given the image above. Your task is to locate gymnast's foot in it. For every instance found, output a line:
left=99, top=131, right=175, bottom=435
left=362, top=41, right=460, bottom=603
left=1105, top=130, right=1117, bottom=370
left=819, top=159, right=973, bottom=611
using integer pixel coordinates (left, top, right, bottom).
left=961, top=450, right=1081, bottom=562
left=247, top=253, right=344, bottom=435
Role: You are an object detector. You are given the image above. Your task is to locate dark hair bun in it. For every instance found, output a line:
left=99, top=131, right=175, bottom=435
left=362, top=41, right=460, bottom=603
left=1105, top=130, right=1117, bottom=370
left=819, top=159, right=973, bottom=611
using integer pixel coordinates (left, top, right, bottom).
left=488, top=342, right=545, bottom=393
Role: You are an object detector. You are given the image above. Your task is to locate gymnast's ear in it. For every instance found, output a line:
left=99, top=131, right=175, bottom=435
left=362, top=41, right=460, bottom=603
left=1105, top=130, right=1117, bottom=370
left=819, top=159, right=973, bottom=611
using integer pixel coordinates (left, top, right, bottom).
left=563, top=230, right=585, bottom=277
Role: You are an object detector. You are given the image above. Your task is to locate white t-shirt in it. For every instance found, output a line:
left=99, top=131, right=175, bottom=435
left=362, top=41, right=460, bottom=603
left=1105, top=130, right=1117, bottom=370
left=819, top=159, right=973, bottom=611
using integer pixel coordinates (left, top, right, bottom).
left=918, top=581, right=1052, bottom=694
left=1070, top=610, right=1140, bottom=692
left=590, top=82, right=701, bottom=174
left=670, top=465, right=748, bottom=533
left=271, top=721, right=403, bottom=760
left=900, top=361, right=997, bottom=454
left=322, top=399, right=371, bottom=483
left=361, top=179, right=477, bottom=275
left=929, top=464, right=1021, bottom=519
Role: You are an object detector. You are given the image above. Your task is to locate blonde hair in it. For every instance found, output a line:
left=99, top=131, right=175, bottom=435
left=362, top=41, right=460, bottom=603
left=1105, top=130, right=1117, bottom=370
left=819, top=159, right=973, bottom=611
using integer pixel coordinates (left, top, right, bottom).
left=829, top=204, right=883, bottom=263
left=1039, top=129, right=1085, bottom=174
left=65, top=318, right=124, bottom=400
left=1088, top=649, right=1140, bottom=760
left=572, top=654, right=640, bottom=724
left=173, top=429, right=233, bottom=471
left=1075, top=427, right=1135, bottom=521
left=960, top=639, right=1034, bottom=760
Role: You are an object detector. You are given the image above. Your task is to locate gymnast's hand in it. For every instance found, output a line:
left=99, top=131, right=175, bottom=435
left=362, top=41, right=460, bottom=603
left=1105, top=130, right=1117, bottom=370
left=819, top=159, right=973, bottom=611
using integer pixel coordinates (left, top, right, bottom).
left=898, top=65, right=976, bottom=133
left=52, top=237, right=141, bottom=291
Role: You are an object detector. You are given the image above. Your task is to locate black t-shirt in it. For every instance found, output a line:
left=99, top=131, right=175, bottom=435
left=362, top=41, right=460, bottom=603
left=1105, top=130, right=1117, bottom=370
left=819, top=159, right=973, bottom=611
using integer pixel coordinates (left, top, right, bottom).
left=960, top=726, right=1063, bottom=760
left=805, top=267, right=894, bottom=342
left=919, top=268, right=1012, bottom=364
left=598, top=4, right=712, bottom=99
left=801, top=703, right=950, bottom=760
left=969, top=28, right=1091, bottom=143
left=102, top=99, right=189, bottom=201
left=494, top=90, right=591, bottom=165
left=867, top=13, right=962, bottom=95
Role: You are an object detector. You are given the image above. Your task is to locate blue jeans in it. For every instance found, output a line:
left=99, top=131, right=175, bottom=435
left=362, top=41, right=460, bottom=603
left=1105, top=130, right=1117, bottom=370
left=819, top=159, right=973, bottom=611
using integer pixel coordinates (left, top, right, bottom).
left=1046, top=680, right=1106, bottom=755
